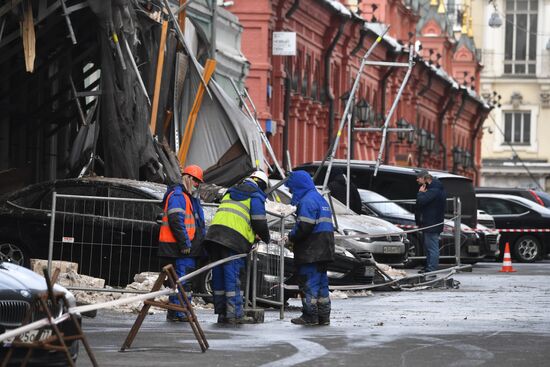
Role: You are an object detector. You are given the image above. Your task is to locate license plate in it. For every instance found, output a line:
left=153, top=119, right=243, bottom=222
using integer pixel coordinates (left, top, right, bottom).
left=383, top=246, right=400, bottom=254
left=468, top=245, right=480, bottom=253
left=4, top=329, right=53, bottom=345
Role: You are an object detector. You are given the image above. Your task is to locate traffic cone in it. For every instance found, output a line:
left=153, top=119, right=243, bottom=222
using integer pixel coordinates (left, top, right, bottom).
left=499, top=242, right=516, bottom=273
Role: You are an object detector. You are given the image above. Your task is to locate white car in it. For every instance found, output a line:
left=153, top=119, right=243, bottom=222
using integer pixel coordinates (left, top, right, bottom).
left=269, top=181, right=408, bottom=265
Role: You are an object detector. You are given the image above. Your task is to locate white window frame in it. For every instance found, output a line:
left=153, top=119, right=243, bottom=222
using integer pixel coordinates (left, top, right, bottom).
left=503, top=0, right=538, bottom=76
left=493, top=103, right=538, bottom=153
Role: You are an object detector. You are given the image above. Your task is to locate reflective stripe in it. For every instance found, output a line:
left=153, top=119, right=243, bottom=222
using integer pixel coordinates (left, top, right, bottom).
left=250, top=215, right=267, bottom=220
left=213, top=291, right=225, bottom=295
left=318, top=297, right=330, bottom=304
left=297, top=216, right=332, bottom=224
left=309, top=299, right=318, bottom=305
left=226, top=291, right=237, bottom=297
left=298, top=216, right=316, bottom=224
left=225, top=200, right=249, bottom=212
left=217, top=207, right=251, bottom=226
left=167, top=208, right=186, bottom=215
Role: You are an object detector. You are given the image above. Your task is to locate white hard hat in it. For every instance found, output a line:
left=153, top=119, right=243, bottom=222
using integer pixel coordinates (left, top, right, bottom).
left=249, top=170, right=269, bottom=186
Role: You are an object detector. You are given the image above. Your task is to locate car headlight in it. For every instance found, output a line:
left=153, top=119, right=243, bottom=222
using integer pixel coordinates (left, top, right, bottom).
left=344, top=229, right=372, bottom=242
left=327, top=271, right=346, bottom=279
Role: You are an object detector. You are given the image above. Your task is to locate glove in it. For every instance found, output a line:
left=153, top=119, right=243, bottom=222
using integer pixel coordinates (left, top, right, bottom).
left=181, top=247, right=191, bottom=255
left=285, top=240, right=294, bottom=252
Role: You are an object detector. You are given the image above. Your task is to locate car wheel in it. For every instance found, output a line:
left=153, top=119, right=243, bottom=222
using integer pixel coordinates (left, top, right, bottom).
left=0, top=241, right=29, bottom=267
left=513, top=235, right=541, bottom=263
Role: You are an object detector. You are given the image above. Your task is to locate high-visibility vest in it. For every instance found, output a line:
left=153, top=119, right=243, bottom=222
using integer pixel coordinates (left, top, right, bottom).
left=211, top=193, right=255, bottom=243
left=159, top=191, right=196, bottom=244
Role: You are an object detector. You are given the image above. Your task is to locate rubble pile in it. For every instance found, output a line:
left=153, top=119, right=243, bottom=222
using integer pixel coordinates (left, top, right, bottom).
left=31, top=259, right=208, bottom=314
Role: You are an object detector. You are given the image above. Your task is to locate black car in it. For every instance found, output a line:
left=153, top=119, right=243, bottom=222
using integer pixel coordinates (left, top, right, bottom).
left=476, top=187, right=550, bottom=208
left=358, top=189, right=488, bottom=263
left=0, top=261, right=80, bottom=366
left=0, top=177, right=165, bottom=286
left=295, top=160, right=478, bottom=229
left=476, top=193, right=550, bottom=262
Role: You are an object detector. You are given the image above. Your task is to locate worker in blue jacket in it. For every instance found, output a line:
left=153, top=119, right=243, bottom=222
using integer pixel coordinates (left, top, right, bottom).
left=204, top=170, right=271, bottom=324
left=159, top=165, right=206, bottom=322
left=285, top=170, right=335, bottom=326
left=415, top=169, right=447, bottom=273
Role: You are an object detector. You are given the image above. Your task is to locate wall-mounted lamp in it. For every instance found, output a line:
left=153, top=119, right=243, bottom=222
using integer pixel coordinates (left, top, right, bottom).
left=488, top=12, right=502, bottom=28
left=355, top=99, right=371, bottom=125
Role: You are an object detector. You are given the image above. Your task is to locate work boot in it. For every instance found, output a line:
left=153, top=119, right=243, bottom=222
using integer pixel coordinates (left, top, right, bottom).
left=166, top=311, right=188, bottom=322
left=318, top=317, right=330, bottom=326
left=217, top=314, right=228, bottom=324
left=291, top=315, right=318, bottom=326
left=226, top=316, right=255, bottom=325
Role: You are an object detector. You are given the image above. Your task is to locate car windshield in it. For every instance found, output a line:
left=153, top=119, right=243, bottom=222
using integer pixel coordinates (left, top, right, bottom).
left=359, top=190, right=412, bottom=216
left=535, top=191, right=550, bottom=207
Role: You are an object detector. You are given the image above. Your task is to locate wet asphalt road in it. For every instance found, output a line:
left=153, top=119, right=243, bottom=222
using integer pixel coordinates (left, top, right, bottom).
left=77, top=261, right=550, bottom=366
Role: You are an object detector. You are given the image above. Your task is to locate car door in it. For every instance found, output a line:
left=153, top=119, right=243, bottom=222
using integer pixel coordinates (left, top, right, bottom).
left=477, top=197, right=528, bottom=249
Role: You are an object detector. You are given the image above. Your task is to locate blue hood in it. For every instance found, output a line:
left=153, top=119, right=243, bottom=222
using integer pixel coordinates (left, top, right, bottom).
left=285, top=171, right=316, bottom=205
left=228, top=180, right=267, bottom=202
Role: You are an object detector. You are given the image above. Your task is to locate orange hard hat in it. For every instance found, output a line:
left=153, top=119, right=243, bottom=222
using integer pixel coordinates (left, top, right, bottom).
left=182, top=165, right=204, bottom=182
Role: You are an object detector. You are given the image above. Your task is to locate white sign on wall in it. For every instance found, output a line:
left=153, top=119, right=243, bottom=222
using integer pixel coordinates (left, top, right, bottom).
left=273, top=32, right=296, bottom=56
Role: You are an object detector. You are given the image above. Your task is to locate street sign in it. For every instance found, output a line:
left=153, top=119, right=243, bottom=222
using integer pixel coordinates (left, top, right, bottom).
left=273, top=32, right=296, bottom=56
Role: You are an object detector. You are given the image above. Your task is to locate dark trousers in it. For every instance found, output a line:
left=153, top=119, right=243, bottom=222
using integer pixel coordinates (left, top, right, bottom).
left=297, top=263, right=331, bottom=322
left=423, top=232, right=440, bottom=272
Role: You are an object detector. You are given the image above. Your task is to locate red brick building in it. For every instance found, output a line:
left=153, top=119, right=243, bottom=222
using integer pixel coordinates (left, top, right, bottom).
left=230, top=0, right=490, bottom=183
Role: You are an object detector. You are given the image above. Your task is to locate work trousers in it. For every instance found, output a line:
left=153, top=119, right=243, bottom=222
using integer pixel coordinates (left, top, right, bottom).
left=423, top=232, right=440, bottom=272
left=208, top=245, right=245, bottom=319
left=297, top=263, right=331, bottom=323
left=161, top=257, right=196, bottom=318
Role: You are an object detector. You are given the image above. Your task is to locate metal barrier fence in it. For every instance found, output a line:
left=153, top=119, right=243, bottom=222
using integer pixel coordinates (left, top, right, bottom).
left=47, top=193, right=288, bottom=317
left=361, top=197, right=463, bottom=265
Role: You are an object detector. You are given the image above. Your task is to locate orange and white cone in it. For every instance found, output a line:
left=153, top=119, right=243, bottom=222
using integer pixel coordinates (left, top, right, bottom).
left=499, top=242, right=516, bottom=273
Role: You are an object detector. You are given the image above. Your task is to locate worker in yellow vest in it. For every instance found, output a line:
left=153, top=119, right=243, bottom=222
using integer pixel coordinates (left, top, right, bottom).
left=203, top=170, right=271, bottom=324
left=159, top=165, right=206, bottom=322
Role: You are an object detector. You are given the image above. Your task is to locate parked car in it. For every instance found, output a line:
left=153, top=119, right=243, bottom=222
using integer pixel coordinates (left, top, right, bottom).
left=476, top=193, right=550, bottom=262
left=0, top=178, right=374, bottom=302
left=269, top=181, right=408, bottom=265
left=357, top=188, right=488, bottom=263
left=476, top=187, right=550, bottom=208
left=477, top=209, right=496, bottom=229
left=294, top=160, right=478, bottom=228
left=0, top=261, right=80, bottom=366
left=0, top=177, right=166, bottom=286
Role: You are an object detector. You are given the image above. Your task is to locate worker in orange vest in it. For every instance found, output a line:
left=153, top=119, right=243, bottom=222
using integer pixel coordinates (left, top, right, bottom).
left=158, top=165, right=206, bottom=322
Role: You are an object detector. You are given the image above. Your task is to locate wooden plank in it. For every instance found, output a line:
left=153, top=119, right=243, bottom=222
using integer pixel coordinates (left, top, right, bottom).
left=177, top=58, right=216, bottom=165
left=21, top=0, right=36, bottom=72
left=149, top=20, right=168, bottom=135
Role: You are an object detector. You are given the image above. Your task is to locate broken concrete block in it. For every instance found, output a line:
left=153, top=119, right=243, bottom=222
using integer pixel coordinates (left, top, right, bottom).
left=30, top=259, right=78, bottom=275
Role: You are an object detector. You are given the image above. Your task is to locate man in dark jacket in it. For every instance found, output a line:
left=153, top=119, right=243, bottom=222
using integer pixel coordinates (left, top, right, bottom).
left=204, top=170, right=271, bottom=324
left=285, top=170, right=335, bottom=326
left=328, top=171, right=362, bottom=214
left=158, top=165, right=206, bottom=322
left=415, top=170, right=447, bottom=273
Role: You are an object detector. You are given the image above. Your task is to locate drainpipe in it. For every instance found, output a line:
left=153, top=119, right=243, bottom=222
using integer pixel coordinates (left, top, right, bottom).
left=450, top=89, right=467, bottom=172
left=416, top=64, right=432, bottom=167
left=437, top=91, right=454, bottom=171
left=283, top=74, right=291, bottom=171
left=325, top=21, right=344, bottom=150
left=279, top=0, right=298, bottom=171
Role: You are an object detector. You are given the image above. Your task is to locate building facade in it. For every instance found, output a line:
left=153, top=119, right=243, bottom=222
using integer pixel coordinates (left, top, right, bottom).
left=229, top=0, right=490, bottom=182
left=474, top=0, right=550, bottom=191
